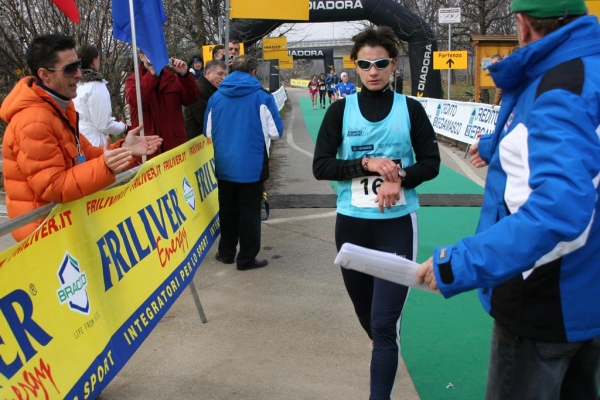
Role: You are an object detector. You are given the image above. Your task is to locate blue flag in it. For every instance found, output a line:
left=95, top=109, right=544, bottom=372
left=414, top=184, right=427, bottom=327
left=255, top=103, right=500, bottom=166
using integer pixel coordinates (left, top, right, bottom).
left=112, top=0, right=169, bottom=73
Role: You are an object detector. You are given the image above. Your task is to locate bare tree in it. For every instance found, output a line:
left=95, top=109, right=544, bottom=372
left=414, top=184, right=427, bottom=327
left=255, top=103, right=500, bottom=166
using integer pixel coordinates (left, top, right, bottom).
left=0, top=0, right=231, bottom=137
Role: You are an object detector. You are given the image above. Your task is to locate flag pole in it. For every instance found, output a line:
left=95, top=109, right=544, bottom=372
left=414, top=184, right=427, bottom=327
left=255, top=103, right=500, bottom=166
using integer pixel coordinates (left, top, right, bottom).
left=224, top=0, right=230, bottom=76
left=127, top=0, right=147, bottom=162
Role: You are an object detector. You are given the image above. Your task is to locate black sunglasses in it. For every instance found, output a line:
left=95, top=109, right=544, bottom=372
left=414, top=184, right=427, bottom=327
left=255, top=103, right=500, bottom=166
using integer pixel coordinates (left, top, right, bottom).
left=355, top=58, right=393, bottom=70
left=46, top=59, right=82, bottom=77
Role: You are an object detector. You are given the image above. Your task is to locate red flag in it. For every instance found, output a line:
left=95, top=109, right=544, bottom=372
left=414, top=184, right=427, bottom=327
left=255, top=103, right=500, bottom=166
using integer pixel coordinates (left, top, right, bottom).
left=50, top=0, right=79, bottom=24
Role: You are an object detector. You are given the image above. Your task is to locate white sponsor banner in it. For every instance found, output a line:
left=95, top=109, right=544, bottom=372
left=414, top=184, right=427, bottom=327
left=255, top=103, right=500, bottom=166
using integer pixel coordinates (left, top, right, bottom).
left=272, top=85, right=288, bottom=111
left=410, top=97, right=500, bottom=145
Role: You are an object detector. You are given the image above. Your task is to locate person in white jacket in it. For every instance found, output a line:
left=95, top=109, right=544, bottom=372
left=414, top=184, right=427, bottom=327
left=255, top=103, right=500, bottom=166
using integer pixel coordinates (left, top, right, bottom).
left=74, top=44, right=127, bottom=146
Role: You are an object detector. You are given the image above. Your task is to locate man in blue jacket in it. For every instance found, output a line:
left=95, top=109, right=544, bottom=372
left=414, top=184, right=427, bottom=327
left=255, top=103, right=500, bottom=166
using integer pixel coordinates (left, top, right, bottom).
left=417, top=0, right=600, bottom=398
left=324, top=69, right=339, bottom=105
left=205, top=55, right=283, bottom=271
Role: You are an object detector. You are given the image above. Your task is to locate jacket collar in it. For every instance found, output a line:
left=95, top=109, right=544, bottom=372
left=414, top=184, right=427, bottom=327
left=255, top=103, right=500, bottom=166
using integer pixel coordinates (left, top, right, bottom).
left=35, top=80, right=70, bottom=112
left=197, top=75, right=217, bottom=95
left=80, top=69, right=104, bottom=83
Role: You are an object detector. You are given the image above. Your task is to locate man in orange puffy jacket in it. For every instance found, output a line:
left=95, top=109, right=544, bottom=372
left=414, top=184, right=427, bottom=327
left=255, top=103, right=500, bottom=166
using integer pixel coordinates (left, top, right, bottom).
left=0, top=34, right=162, bottom=242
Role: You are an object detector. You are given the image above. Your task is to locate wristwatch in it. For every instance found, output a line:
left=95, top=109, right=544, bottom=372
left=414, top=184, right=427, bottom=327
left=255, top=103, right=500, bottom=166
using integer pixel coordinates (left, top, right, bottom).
left=398, top=169, right=407, bottom=178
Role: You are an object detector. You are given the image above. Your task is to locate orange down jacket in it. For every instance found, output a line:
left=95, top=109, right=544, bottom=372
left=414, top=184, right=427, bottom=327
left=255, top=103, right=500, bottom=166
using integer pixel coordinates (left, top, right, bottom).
left=0, top=77, right=118, bottom=242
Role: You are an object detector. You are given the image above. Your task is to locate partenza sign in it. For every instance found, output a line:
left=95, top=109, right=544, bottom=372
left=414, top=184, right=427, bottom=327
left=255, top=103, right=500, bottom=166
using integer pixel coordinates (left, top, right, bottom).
left=309, top=0, right=363, bottom=10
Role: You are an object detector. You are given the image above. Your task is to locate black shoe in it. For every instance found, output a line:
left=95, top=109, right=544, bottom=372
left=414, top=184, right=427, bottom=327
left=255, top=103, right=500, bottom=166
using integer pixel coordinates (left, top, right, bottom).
left=215, top=252, right=234, bottom=264
left=237, top=259, right=268, bottom=271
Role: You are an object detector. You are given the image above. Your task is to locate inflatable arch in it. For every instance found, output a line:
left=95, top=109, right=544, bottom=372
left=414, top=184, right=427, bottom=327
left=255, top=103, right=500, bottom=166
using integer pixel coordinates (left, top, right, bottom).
left=230, top=0, right=443, bottom=98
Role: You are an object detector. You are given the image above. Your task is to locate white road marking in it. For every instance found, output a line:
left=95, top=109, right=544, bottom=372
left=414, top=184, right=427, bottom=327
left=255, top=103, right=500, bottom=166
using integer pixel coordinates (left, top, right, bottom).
left=439, top=144, right=486, bottom=187
left=286, top=113, right=314, bottom=158
left=263, top=211, right=337, bottom=225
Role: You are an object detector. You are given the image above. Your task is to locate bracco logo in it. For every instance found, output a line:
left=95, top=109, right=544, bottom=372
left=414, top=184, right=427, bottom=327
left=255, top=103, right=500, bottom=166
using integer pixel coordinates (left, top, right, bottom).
left=183, top=176, right=196, bottom=211
left=347, top=127, right=368, bottom=137
left=56, top=252, right=90, bottom=315
left=309, top=0, right=363, bottom=9
left=289, top=50, right=324, bottom=57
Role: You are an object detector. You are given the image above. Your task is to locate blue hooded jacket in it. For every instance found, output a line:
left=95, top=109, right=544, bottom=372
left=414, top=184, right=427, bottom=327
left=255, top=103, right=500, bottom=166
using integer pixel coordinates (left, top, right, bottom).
left=432, top=16, right=600, bottom=342
left=205, top=71, right=283, bottom=182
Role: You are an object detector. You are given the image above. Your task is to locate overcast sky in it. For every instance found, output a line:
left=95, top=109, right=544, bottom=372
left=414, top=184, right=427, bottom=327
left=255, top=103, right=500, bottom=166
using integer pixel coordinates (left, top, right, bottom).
left=276, top=22, right=364, bottom=42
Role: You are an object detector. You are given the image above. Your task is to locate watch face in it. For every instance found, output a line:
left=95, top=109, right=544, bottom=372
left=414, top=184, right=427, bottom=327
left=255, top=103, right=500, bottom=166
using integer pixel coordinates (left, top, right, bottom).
left=399, top=169, right=407, bottom=178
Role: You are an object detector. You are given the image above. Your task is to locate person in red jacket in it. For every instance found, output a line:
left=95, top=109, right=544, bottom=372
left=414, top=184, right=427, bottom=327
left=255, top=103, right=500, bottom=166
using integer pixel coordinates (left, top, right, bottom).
left=125, top=50, right=200, bottom=155
left=308, top=75, right=319, bottom=110
left=0, top=34, right=162, bottom=242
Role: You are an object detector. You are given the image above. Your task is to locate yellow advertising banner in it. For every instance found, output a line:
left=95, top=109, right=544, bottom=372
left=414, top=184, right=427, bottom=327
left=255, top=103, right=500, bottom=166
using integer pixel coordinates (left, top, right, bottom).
left=263, top=50, right=290, bottom=60
left=231, top=0, right=309, bottom=20
left=343, top=55, right=354, bottom=69
left=262, top=37, right=288, bottom=53
left=478, top=45, right=516, bottom=88
left=279, top=56, right=294, bottom=69
left=291, top=78, right=310, bottom=88
left=0, top=136, right=220, bottom=399
left=202, top=43, right=245, bottom=62
left=587, top=0, right=600, bottom=17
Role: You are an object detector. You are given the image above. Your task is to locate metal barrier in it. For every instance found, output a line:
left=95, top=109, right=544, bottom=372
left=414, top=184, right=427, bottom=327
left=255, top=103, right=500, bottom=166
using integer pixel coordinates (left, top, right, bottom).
left=0, top=165, right=141, bottom=238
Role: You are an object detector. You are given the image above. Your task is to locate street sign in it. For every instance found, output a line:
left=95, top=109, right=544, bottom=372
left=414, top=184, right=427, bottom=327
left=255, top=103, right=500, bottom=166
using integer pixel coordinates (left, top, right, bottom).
left=202, top=43, right=245, bottom=62
left=263, top=50, right=289, bottom=60
left=433, top=51, right=468, bottom=70
left=263, top=37, right=288, bottom=53
left=279, top=56, right=294, bottom=69
left=439, top=8, right=461, bottom=24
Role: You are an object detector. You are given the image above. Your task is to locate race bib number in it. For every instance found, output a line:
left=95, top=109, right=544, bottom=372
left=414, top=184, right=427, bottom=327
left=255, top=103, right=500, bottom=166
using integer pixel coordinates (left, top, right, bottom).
left=350, top=176, right=406, bottom=208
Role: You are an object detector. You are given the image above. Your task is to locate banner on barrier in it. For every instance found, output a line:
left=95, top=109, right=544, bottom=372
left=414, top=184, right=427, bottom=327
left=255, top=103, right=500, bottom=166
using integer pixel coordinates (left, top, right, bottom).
left=0, top=136, right=220, bottom=399
left=291, top=78, right=311, bottom=88
left=410, top=96, right=500, bottom=145
left=272, top=85, right=288, bottom=111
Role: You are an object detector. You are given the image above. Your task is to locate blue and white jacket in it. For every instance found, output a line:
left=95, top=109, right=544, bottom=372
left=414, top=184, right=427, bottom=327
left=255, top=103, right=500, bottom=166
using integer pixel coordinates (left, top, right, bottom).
left=336, top=81, right=357, bottom=97
left=205, top=71, right=283, bottom=182
left=433, top=16, right=600, bottom=342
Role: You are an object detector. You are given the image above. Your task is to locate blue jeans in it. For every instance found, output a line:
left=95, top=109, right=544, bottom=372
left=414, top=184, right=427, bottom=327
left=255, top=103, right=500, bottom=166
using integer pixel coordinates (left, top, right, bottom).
left=486, top=321, right=600, bottom=400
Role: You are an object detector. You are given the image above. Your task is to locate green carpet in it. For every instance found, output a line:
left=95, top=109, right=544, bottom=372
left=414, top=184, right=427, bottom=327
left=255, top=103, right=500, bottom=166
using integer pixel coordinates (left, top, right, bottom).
left=404, top=207, right=492, bottom=399
left=299, top=96, right=492, bottom=399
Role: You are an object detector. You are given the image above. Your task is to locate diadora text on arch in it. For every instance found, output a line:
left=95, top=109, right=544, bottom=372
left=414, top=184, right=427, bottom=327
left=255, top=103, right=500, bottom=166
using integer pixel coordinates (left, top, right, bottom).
left=289, top=50, right=324, bottom=57
left=309, top=0, right=363, bottom=10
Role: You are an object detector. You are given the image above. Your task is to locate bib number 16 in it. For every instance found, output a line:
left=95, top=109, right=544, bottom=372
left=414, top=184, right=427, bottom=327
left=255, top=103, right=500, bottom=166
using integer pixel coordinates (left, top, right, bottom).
left=361, top=177, right=383, bottom=195
left=350, top=176, right=383, bottom=208
left=350, top=176, right=406, bottom=209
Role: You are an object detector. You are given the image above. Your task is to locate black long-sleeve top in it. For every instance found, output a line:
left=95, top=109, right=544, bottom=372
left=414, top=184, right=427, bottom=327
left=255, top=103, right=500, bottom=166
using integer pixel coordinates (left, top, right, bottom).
left=312, top=86, right=440, bottom=189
